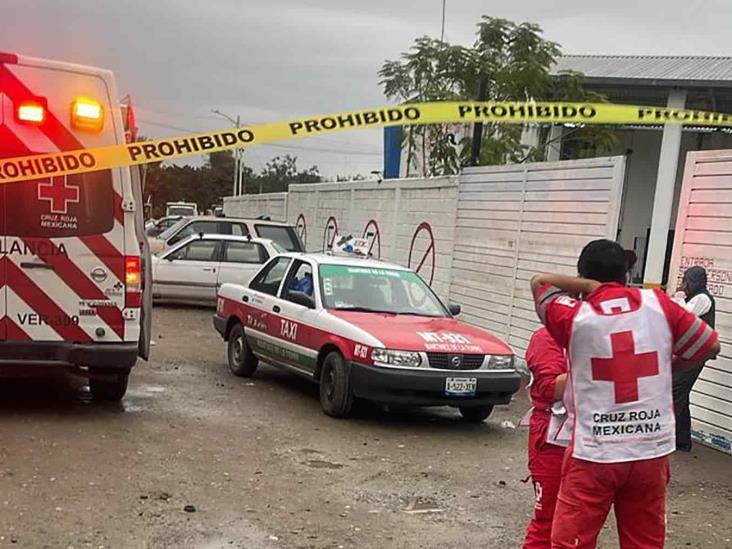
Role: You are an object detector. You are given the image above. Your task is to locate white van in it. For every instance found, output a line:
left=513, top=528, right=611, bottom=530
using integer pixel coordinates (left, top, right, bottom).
left=165, top=201, right=198, bottom=217
left=0, top=52, right=152, bottom=400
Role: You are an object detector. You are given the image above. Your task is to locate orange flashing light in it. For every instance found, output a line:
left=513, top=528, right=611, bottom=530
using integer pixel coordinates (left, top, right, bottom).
left=17, top=100, right=46, bottom=124
left=71, top=97, right=104, bottom=132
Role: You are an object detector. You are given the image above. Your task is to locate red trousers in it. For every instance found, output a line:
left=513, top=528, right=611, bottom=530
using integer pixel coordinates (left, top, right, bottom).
left=551, top=455, right=671, bottom=549
left=523, top=443, right=566, bottom=549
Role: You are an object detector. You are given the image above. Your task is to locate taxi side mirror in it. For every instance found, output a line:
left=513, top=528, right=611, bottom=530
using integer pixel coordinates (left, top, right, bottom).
left=289, top=291, right=315, bottom=309
left=449, top=303, right=461, bottom=316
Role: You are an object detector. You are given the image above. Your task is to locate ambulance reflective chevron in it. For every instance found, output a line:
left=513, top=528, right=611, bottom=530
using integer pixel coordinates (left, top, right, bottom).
left=0, top=52, right=151, bottom=400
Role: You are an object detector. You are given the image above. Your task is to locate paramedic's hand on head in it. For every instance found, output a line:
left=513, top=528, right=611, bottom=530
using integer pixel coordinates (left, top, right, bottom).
left=530, top=273, right=600, bottom=300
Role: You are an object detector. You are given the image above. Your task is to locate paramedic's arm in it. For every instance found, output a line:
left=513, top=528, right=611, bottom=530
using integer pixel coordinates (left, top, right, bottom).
left=656, top=290, right=721, bottom=371
left=530, top=273, right=600, bottom=300
left=526, top=330, right=568, bottom=404
left=553, top=374, right=568, bottom=401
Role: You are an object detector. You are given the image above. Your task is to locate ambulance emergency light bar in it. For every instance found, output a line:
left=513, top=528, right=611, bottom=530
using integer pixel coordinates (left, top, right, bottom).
left=14, top=96, right=103, bottom=132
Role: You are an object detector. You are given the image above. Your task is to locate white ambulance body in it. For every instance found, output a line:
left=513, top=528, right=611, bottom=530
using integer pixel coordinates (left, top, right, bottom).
left=0, top=52, right=152, bottom=400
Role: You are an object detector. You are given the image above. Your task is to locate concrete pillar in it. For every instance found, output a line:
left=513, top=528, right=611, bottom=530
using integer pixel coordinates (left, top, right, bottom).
left=643, top=88, right=687, bottom=287
left=546, top=125, right=564, bottom=162
left=520, top=124, right=540, bottom=149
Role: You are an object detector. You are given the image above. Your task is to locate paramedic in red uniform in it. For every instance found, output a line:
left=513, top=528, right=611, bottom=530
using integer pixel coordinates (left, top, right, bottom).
left=530, top=239, right=720, bottom=549
left=523, top=327, right=568, bottom=549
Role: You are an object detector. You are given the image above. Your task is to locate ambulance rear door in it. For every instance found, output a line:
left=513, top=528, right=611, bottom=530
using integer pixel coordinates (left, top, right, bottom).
left=0, top=87, right=6, bottom=341
left=0, top=55, right=128, bottom=350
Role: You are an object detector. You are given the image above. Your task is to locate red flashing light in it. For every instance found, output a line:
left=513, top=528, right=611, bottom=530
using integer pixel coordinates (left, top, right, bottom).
left=0, top=52, right=18, bottom=64
left=16, top=98, right=47, bottom=125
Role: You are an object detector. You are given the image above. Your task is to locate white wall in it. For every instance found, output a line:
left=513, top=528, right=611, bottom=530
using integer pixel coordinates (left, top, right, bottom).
left=285, top=178, right=458, bottom=299
left=450, top=157, right=626, bottom=355
left=668, top=149, right=732, bottom=456
left=223, top=192, right=288, bottom=222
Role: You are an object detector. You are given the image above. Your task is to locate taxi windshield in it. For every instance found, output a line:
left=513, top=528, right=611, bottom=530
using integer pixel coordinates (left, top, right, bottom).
left=319, top=264, right=448, bottom=317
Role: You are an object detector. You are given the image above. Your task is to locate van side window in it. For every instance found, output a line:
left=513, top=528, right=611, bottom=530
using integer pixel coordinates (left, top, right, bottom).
left=169, top=221, right=219, bottom=245
left=230, top=223, right=250, bottom=236
left=249, top=257, right=291, bottom=296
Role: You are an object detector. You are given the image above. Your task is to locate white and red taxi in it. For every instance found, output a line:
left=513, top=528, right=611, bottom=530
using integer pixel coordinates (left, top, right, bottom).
left=214, top=252, right=520, bottom=420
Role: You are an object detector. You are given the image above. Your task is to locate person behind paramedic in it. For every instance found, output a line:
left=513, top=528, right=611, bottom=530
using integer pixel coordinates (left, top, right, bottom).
left=530, top=239, right=720, bottom=549
left=671, top=266, right=716, bottom=452
left=522, top=327, right=568, bottom=549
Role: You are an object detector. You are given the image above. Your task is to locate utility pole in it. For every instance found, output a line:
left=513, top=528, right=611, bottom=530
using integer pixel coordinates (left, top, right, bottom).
left=211, top=109, right=243, bottom=196
left=440, top=0, right=447, bottom=41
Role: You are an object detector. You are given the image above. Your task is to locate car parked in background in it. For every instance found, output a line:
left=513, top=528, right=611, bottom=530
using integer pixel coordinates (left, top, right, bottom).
left=145, top=215, right=184, bottom=237
left=152, top=234, right=286, bottom=304
left=148, top=216, right=304, bottom=255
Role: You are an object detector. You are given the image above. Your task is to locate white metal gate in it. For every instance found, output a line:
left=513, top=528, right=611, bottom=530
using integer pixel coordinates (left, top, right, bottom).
left=668, top=149, right=732, bottom=455
left=449, top=156, right=626, bottom=357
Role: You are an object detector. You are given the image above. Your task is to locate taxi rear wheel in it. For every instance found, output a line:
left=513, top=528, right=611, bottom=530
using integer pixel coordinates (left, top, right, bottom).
left=228, top=323, right=258, bottom=377
left=319, top=351, right=353, bottom=418
left=458, top=405, right=494, bottom=423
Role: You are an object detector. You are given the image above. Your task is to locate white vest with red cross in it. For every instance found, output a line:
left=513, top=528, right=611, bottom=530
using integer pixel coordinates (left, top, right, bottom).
left=568, top=289, right=676, bottom=463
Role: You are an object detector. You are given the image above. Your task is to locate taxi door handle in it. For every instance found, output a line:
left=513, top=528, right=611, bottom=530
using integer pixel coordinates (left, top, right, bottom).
left=273, top=305, right=281, bottom=313
left=203, top=267, right=216, bottom=272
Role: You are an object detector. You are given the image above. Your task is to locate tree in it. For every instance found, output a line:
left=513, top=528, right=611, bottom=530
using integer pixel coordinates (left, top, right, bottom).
left=379, top=16, right=615, bottom=176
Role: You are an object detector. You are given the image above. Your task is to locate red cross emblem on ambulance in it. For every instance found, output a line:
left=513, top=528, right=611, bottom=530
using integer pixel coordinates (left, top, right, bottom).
left=591, top=330, right=659, bottom=404
left=38, top=176, right=80, bottom=214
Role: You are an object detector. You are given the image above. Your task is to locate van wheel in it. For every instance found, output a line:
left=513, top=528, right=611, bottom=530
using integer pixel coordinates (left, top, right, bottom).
left=458, top=405, right=494, bottom=423
left=89, top=372, right=129, bottom=401
left=319, top=351, right=353, bottom=418
left=228, top=323, right=258, bottom=377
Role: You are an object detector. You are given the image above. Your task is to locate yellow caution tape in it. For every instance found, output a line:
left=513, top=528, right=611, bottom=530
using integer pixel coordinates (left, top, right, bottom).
left=2, top=101, right=732, bottom=184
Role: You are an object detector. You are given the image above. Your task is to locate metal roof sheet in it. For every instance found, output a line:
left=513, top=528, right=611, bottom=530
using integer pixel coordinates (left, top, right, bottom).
left=553, top=55, right=732, bottom=83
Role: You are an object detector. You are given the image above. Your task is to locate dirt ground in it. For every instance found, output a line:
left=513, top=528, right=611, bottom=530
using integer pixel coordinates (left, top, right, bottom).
left=0, top=306, right=730, bottom=549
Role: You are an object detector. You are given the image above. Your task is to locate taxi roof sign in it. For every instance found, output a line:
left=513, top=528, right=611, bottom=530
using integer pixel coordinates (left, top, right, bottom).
left=329, top=234, right=371, bottom=258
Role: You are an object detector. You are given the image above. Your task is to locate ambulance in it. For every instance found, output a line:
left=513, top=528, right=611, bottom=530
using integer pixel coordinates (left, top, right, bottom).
left=0, top=52, right=152, bottom=400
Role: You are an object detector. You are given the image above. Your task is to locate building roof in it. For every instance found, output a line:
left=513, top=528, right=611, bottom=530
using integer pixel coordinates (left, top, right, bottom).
left=553, top=55, right=732, bottom=87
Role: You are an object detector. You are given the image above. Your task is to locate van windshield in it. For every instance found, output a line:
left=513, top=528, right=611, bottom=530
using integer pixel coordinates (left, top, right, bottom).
left=158, top=218, right=189, bottom=240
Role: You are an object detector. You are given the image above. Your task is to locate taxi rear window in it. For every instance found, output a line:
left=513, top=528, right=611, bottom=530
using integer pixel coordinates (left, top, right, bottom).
left=3, top=171, right=114, bottom=237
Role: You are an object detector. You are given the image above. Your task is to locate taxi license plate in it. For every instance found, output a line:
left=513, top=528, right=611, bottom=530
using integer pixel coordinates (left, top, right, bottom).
left=445, top=377, right=477, bottom=396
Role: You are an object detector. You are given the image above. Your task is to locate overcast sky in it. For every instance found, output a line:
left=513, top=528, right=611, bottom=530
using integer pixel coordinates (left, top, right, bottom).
left=2, top=0, right=729, bottom=177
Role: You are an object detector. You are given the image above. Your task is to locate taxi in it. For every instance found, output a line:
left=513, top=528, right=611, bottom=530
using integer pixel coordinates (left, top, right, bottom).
left=213, top=239, right=520, bottom=420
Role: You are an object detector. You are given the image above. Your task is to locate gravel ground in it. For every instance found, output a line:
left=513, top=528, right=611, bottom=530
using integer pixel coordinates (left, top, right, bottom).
left=0, top=305, right=730, bottom=548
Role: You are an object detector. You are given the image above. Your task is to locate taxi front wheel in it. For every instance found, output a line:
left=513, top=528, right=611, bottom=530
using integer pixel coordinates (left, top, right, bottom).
left=228, top=323, right=258, bottom=377
left=319, top=351, right=353, bottom=418
left=458, top=405, right=494, bottom=423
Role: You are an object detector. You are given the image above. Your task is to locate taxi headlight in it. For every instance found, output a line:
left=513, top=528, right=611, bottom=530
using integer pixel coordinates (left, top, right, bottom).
left=486, top=355, right=514, bottom=370
left=372, top=348, right=422, bottom=368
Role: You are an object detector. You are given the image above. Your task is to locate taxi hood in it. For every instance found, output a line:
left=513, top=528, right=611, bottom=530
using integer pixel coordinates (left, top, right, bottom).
left=329, top=312, right=513, bottom=355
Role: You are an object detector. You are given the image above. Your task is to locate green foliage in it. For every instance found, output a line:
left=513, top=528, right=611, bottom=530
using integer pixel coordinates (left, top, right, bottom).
left=379, top=16, right=616, bottom=175
left=143, top=151, right=321, bottom=218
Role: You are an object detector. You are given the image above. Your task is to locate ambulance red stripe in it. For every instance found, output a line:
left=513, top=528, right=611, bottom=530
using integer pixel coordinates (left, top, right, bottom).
left=3, top=258, right=92, bottom=342
left=2, top=316, right=31, bottom=341
left=113, top=192, right=124, bottom=224
left=19, top=238, right=124, bottom=339
left=79, top=234, right=125, bottom=282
